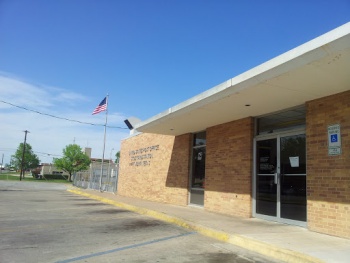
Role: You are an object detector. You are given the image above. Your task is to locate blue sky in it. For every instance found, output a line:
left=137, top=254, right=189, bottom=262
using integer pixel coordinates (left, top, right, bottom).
left=0, top=0, right=349, bottom=165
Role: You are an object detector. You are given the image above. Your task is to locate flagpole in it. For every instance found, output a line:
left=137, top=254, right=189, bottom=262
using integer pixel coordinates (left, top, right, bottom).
left=99, top=94, right=109, bottom=192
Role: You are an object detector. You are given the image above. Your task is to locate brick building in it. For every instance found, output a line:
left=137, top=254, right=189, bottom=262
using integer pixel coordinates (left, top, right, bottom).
left=118, top=23, right=350, bottom=239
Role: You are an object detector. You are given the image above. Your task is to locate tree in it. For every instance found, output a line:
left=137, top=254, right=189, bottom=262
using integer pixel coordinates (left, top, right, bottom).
left=53, top=144, right=91, bottom=182
left=115, top=151, right=120, bottom=164
left=11, top=143, right=40, bottom=178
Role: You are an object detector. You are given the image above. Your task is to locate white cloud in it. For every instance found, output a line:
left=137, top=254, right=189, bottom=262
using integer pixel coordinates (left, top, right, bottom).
left=45, top=86, right=90, bottom=105
left=0, top=72, right=90, bottom=109
left=0, top=74, right=52, bottom=108
left=0, top=72, right=129, bottom=165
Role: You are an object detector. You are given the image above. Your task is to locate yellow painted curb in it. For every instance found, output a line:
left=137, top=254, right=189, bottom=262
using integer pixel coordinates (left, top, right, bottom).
left=228, top=235, right=324, bottom=263
left=67, top=188, right=324, bottom=263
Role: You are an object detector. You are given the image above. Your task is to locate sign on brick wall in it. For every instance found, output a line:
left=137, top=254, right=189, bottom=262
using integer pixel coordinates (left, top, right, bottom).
left=328, top=124, right=341, bottom=155
left=129, top=145, right=159, bottom=166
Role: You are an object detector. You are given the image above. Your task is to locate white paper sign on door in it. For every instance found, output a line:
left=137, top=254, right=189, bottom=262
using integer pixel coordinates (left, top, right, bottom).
left=289, top=156, right=299, bottom=167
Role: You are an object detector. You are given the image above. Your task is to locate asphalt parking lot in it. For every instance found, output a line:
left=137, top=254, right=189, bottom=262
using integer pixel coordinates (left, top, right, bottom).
left=0, top=181, right=277, bottom=263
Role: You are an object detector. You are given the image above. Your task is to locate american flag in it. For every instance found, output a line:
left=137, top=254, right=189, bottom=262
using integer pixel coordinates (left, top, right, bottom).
left=92, top=97, right=107, bottom=115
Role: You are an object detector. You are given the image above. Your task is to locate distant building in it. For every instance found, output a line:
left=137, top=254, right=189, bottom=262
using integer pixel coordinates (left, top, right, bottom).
left=39, top=147, right=116, bottom=178
left=40, top=163, right=69, bottom=177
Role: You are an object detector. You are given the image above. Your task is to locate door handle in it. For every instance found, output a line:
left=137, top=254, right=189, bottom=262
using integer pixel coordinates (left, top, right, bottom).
left=274, top=173, right=279, bottom=184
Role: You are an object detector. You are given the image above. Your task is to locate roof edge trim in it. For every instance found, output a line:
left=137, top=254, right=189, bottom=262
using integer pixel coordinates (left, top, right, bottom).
left=135, top=22, right=350, bottom=131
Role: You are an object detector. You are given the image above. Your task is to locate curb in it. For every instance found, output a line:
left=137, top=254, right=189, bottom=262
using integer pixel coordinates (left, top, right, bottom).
left=67, top=188, right=324, bottom=263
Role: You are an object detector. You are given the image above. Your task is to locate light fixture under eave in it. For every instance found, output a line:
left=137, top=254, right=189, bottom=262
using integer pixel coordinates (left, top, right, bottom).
left=124, top=117, right=142, bottom=130
left=124, top=119, right=133, bottom=130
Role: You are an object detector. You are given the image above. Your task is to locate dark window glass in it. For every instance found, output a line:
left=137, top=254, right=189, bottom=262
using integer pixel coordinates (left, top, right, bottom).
left=193, top=131, right=206, bottom=147
left=280, top=134, right=306, bottom=221
left=257, top=139, right=277, bottom=174
left=280, top=135, right=306, bottom=175
left=191, top=147, right=206, bottom=188
left=257, top=107, right=305, bottom=135
left=256, top=139, right=277, bottom=216
left=191, top=131, right=206, bottom=190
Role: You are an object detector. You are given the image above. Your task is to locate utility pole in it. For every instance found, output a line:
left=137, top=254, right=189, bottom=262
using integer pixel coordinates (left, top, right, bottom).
left=20, top=130, right=29, bottom=181
left=0, top=153, right=4, bottom=174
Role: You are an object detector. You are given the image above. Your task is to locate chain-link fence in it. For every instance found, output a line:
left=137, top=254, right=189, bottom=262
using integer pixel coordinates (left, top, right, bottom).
left=73, top=162, right=119, bottom=193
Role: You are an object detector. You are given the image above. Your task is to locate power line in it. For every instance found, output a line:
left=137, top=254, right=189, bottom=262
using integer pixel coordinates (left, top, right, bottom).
left=0, top=148, right=62, bottom=158
left=0, top=100, right=128, bottom=129
left=34, top=151, right=62, bottom=157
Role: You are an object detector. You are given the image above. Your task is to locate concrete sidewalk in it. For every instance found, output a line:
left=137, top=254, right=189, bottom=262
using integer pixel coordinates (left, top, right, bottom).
left=68, top=187, right=350, bottom=263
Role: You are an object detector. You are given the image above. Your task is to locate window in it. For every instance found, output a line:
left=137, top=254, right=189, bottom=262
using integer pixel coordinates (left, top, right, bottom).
left=191, top=131, right=206, bottom=189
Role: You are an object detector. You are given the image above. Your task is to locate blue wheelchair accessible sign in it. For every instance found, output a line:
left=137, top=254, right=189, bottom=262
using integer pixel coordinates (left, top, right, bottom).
left=330, top=134, right=338, bottom=143
left=328, top=124, right=341, bottom=155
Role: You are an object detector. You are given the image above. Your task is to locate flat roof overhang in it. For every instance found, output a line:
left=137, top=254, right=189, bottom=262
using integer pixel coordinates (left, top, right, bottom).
left=134, top=22, right=350, bottom=136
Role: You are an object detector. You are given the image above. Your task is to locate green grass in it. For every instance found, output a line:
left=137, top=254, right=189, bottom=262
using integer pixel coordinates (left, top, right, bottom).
left=0, top=173, right=23, bottom=181
left=0, top=173, right=71, bottom=184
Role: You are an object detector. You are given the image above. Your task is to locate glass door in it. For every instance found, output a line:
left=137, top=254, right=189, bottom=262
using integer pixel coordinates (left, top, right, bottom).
left=255, top=132, right=306, bottom=226
left=256, top=139, right=278, bottom=217
left=280, top=134, right=306, bottom=222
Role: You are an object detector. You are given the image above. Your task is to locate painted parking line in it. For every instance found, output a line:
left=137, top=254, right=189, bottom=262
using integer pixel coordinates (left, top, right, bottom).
left=56, top=231, right=196, bottom=263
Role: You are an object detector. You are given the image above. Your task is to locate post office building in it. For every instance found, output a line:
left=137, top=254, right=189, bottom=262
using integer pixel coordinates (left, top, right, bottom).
left=118, top=22, right=350, bottom=239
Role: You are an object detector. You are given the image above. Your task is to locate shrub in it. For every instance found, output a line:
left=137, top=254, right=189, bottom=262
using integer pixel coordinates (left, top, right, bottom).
left=43, top=174, right=69, bottom=180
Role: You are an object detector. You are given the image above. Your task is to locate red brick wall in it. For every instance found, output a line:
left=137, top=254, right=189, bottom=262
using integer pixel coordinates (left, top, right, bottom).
left=118, top=133, right=191, bottom=206
left=205, top=117, right=254, bottom=218
left=306, top=90, right=350, bottom=239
